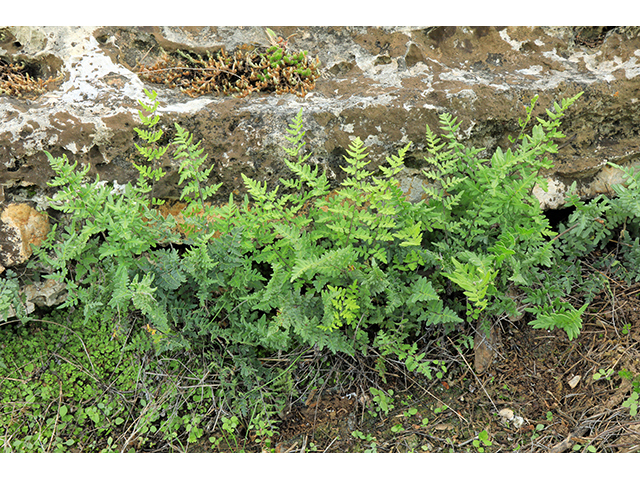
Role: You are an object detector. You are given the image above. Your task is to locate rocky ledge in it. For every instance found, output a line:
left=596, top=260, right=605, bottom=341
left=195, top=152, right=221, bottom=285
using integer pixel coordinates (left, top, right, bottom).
left=1, top=26, right=640, bottom=281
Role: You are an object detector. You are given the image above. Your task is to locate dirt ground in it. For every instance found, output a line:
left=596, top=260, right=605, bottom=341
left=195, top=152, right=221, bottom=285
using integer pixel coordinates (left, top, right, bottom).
left=254, top=277, right=640, bottom=453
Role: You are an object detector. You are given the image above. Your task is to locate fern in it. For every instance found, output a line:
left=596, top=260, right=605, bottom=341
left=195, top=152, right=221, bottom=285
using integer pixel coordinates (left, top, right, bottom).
left=608, top=162, right=640, bottom=225
left=0, top=270, right=28, bottom=323
left=290, top=245, right=357, bottom=283
left=528, top=303, right=587, bottom=341
left=173, top=123, right=221, bottom=221
left=557, top=162, right=640, bottom=283
left=280, top=109, right=330, bottom=201
left=419, top=92, right=591, bottom=334
left=441, top=254, right=497, bottom=319
left=133, top=88, right=169, bottom=203
left=33, top=87, right=625, bottom=374
left=319, top=281, right=361, bottom=332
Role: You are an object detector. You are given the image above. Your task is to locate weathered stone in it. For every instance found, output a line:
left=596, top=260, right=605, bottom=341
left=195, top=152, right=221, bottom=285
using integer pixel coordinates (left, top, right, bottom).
left=1, top=26, right=640, bottom=271
left=474, top=320, right=500, bottom=374
left=2, top=277, right=67, bottom=320
left=21, top=278, right=67, bottom=313
left=0, top=202, right=49, bottom=274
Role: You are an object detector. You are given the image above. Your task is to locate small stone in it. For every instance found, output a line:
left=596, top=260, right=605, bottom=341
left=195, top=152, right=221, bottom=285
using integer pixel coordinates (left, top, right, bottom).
left=498, top=408, right=514, bottom=421
left=568, top=375, right=581, bottom=389
left=511, top=415, right=525, bottom=428
left=498, top=408, right=524, bottom=428
left=22, top=278, right=67, bottom=310
left=434, top=423, right=454, bottom=431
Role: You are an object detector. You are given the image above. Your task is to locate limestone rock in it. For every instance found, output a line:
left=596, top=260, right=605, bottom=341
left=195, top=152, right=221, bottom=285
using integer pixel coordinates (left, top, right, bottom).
left=21, top=278, right=67, bottom=312
left=1, top=26, right=639, bottom=212
left=0, top=202, right=49, bottom=274
left=2, top=278, right=67, bottom=319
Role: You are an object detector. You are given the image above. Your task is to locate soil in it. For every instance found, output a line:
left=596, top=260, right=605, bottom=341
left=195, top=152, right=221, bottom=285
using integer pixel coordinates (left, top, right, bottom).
left=242, top=278, right=640, bottom=453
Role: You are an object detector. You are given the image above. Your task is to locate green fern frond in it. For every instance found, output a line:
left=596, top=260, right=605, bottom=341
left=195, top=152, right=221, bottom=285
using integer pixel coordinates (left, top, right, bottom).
left=529, top=303, right=587, bottom=341
left=407, top=276, right=439, bottom=304
left=133, top=88, right=168, bottom=199
left=442, top=255, right=497, bottom=313
left=426, top=305, right=464, bottom=326
left=290, top=246, right=357, bottom=283
left=341, top=137, right=372, bottom=182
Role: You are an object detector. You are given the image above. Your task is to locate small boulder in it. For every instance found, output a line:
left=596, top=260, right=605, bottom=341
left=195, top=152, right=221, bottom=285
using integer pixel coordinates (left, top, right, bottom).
left=0, top=202, right=50, bottom=274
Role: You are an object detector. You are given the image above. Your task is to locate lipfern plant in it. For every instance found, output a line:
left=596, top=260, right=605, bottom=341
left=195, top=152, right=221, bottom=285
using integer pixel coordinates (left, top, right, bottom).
left=26, top=87, right=639, bottom=373
left=205, top=109, right=448, bottom=373
left=134, top=88, right=169, bottom=204
left=421, top=92, right=590, bottom=339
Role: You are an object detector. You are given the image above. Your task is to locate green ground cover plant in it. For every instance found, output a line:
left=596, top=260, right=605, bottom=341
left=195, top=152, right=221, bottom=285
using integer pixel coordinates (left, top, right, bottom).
left=2, top=88, right=640, bottom=451
left=0, top=306, right=298, bottom=452
left=0, top=312, right=142, bottom=452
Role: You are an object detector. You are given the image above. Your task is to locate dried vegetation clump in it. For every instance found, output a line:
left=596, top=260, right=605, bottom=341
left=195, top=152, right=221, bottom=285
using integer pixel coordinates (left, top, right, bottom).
left=0, top=58, right=63, bottom=98
left=137, top=35, right=320, bottom=98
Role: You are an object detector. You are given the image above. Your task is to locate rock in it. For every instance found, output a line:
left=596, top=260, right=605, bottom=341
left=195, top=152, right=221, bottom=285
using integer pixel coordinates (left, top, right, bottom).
left=498, top=408, right=524, bottom=428
left=0, top=202, right=49, bottom=274
left=1, top=277, right=67, bottom=320
left=0, top=201, right=65, bottom=318
left=1, top=26, right=639, bottom=212
left=474, top=320, right=500, bottom=374
left=3, top=278, right=67, bottom=319
left=567, top=375, right=581, bottom=389
left=22, top=278, right=67, bottom=311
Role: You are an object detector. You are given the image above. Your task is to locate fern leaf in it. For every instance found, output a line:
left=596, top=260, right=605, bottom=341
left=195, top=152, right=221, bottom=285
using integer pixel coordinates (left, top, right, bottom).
left=529, top=303, right=587, bottom=340
left=290, top=246, right=357, bottom=283
left=426, top=305, right=464, bottom=326
left=407, top=276, right=439, bottom=304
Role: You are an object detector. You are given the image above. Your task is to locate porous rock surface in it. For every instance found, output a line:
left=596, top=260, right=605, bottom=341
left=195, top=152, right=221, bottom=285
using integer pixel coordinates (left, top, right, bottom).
left=1, top=26, right=640, bottom=277
left=0, top=202, right=49, bottom=274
